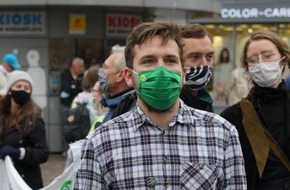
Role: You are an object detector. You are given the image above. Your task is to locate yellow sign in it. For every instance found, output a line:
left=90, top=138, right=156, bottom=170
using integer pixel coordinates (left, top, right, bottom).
left=69, top=14, right=86, bottom=34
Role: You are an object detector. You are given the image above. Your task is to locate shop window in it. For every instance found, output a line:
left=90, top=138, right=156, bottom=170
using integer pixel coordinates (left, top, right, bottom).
left=204, top=23, right=278, bottom=102
left=278, top=23, right=290, bottom=78
left=48, top=38, right=102, bottom=95
left=204, top=24, right=235, bottom=101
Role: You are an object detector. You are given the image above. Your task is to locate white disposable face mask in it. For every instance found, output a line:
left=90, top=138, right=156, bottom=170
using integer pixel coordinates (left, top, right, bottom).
left=248, top=57, right=284, bottom=87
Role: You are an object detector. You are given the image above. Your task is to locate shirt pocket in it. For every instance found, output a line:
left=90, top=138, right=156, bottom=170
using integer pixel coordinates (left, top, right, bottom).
left=180, top=162, right=218, bottom=190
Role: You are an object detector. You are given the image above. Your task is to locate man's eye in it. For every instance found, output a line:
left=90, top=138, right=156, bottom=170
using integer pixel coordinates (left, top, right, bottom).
left=166, top=58, right=178, bottom=63
left=143, top=59, right=154, bottom=64
left=207, top=54, right=213, bottom=59
left=189, top=55, right=200, bottom=61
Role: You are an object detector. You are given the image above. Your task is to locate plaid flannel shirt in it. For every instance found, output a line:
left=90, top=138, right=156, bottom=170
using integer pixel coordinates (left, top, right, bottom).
left=74, top=100, right=247, bottom=190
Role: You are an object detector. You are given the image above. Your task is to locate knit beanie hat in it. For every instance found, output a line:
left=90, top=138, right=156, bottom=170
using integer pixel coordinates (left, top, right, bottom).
left=5, top=70, right=33, bottom=92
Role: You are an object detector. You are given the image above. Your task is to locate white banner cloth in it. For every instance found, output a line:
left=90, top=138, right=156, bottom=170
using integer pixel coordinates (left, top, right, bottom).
left=0, top=140, right=83, bottom=190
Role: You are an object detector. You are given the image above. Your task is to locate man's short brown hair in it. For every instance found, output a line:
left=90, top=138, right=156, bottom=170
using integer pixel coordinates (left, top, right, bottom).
left=179, top=23, right=212, bottom=42
left=125, top=22, right=184, bottom=69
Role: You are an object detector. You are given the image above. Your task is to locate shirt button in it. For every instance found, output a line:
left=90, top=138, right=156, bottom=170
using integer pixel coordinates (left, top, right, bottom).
left=199, top=164, right=205, bottom=169
left=165, top=182, right=169, bottom=189
left=163, top=156, right=167, bottom=161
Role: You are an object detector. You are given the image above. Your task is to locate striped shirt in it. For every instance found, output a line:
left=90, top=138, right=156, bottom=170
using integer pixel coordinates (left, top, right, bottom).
left=74, top=100, right=247, bottom=190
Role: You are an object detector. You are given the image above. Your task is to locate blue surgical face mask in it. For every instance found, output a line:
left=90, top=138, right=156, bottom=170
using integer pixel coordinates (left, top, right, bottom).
left=98, top=69, right=109, bottom=92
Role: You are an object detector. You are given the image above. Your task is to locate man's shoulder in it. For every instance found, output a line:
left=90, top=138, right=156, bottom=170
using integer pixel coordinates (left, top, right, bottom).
left=182, top=103, right=237, bottom=133
left=112, top=91, right=137, bottom=119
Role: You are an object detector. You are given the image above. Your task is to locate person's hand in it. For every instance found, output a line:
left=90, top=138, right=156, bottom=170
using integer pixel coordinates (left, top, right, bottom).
left=0, top=146, right=20, bottom=159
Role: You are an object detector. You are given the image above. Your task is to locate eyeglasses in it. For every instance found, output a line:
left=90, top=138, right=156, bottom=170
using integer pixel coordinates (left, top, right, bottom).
left=246, top=51, right=278, bottom=64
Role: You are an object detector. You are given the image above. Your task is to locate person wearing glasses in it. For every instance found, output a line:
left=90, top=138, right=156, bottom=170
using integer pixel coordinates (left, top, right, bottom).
left=220, top=30, right=290, bottom=190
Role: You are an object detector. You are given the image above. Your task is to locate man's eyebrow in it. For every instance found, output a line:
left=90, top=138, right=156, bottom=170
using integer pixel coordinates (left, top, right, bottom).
left=185, top=51, right=214, bottom=56
left=184, top=52, right=201, bottom=57
left=139, top=55, right=155, bottom=60
left=166, top=55, right=179, bottom=58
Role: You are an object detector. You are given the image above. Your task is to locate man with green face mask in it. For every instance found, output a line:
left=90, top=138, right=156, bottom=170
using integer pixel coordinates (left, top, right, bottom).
left=111, top=24, right=214, bottom=119
left=74, top=22, right=247, bottom=190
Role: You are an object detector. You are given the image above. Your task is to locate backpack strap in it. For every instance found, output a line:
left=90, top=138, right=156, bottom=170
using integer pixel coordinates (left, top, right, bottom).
left=239, top=98, right=290, bottom=178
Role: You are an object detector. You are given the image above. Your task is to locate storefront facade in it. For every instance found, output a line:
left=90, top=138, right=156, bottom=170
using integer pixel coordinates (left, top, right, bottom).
left=190, top=0, right=290, bottom=103
left=0, top=1, right=221, bottom=152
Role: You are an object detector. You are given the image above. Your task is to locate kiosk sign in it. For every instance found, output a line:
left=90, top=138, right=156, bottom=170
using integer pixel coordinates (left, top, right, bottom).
left=0, top=12, right=45, bottom=34
left=106, top=14, right=142, bottom=37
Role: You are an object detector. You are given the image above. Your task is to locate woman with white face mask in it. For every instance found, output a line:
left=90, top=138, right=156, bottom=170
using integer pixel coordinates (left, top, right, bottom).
left=220, top=30, right=290, bottom=190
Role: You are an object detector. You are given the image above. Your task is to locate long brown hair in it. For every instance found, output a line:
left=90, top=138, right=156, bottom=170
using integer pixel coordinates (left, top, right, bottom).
left=0, top=94, right=41, bottom=135
left=81, top=65, right=100, bottom=92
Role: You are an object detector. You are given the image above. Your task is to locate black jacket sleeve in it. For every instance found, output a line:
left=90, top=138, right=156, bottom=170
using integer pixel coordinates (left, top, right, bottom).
left=21, top=117, right=49, bottom=165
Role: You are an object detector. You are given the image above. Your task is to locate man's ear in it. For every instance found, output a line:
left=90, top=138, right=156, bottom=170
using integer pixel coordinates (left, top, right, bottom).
left=115, top=70, right=124, bottom=82
left=124, top=67, right=134, bottom=87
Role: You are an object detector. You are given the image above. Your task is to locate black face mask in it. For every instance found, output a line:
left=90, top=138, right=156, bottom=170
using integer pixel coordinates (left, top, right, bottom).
left=11, top=90, right=31, bottom=105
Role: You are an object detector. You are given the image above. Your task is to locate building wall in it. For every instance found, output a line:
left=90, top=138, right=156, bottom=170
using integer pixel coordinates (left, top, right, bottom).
left=0, top=2, right=221, bottom=152
left=0, top=0, right=221, bottom=13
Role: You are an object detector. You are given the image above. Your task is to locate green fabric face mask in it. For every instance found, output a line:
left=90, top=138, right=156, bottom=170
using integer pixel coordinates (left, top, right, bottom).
left=133, top=66, right=182, bottom=111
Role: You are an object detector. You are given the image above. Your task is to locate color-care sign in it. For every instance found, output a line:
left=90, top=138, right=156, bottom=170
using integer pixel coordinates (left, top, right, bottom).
left=106, top=14, right=142, bottom=37
left=0, top=12, right=45, bottom=34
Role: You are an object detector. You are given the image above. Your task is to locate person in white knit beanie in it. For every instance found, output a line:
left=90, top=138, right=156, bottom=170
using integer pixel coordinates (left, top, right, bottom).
left=5, top=70, right=33, bottom=93
left=0, top=70, right=49, bottom=189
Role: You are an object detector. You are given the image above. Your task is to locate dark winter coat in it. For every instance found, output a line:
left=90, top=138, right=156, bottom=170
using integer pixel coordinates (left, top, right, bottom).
left=220, top=82, right=290, bottom=190
left=60, top=68, right=83, bottom=107
left=0, top=117, right=49, bottom=190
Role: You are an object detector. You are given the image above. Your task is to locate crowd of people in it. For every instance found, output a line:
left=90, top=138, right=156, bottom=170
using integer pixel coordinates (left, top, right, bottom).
left=0, top=21, right=290, bottom=190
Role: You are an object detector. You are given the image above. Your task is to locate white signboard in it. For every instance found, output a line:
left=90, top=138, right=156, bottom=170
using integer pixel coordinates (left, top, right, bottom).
left=106, top=14, right=142, bottom=37
left=221, top=7, right=290, bottom=19
left=0, top=12, right=45, bottom=34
